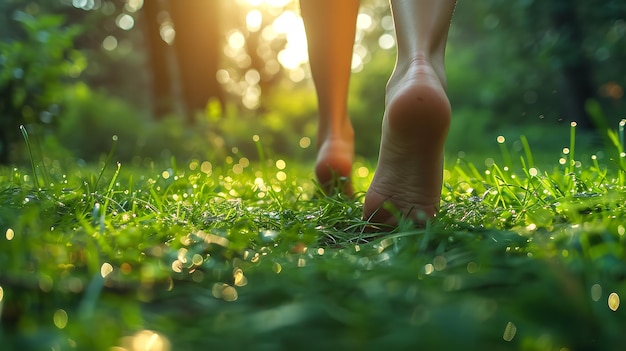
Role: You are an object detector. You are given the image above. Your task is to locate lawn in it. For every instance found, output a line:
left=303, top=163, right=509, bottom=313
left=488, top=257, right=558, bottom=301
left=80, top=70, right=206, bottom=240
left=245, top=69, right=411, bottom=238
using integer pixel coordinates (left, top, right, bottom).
left=1, top=123, right=626, bottom=351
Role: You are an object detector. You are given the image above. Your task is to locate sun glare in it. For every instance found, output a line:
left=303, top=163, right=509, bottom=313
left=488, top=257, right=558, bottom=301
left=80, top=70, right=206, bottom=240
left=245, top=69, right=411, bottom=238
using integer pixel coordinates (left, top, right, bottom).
left=224, top=0, right=390, bottom=108
left=234, top=0, right=308, bottom=72
left=274, top=11, right=308, bottom=70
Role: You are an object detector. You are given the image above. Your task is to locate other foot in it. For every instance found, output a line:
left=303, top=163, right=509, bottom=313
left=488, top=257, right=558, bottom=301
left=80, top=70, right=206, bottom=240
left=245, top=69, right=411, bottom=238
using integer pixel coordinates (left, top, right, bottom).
left=315, top=123, right=354, bottom=196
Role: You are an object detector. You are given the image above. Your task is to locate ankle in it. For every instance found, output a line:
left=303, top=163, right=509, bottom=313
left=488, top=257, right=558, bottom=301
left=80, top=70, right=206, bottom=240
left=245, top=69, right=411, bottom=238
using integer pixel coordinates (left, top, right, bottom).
left=317, top=116, right=354, bottom=147
left=392, top=55, right=447, bottom=90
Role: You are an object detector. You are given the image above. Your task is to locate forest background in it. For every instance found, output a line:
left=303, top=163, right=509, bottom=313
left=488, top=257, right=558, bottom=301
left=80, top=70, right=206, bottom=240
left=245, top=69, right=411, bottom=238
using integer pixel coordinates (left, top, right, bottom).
left=1, top=0, right=625, bottom=167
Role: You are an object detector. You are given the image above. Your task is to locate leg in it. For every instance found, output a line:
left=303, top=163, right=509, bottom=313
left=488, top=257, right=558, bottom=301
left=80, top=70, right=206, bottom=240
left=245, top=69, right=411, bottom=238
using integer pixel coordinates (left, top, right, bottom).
left=363, top=0, right=456, bottom=226
left=300, top=0, right=359, bottom=195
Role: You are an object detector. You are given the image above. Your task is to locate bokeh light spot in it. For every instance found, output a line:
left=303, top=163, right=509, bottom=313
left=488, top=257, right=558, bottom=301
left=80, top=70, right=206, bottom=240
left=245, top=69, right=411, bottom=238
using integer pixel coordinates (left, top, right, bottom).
left=467, top=261, right=478, bottom=273
left=503, top=321, right=517, bottom=341
left=433, top=256, right=447, bottom=271
left=378, top=33, right=395, bottom=49
left=276, top=171, right=287, bottom=181
left=5, top=228, right=14, bottom=241
left=116, top=13, right=135, bottom=30
left=273, top=262, right=282, bottom=274
left=608, top=292, right=620, bottom=311
left=234, top=268, right=248, bottom=287
left=53, top=309, right=68, bottom=329
left=221, top=285, right=239, bottom=301
left=130, top=330, right=171, bottom=351
left=246, top=9, right=263, bottom=32
left=356, top=166, right=369, bottom=178
left=356, top=13, right=373, bottom=30
left=101, top=262, right=114, bottom=278
left=228, top=31, right=246, bottom=50
left=298, top=136, right=311, bottom=148
left=102, top=35, right=118, bottom=51
left=591, top=284, right=602, bottom=302
left=201, top=161, right=212, bottom=175
left=424, top=263, right=434, bottom=275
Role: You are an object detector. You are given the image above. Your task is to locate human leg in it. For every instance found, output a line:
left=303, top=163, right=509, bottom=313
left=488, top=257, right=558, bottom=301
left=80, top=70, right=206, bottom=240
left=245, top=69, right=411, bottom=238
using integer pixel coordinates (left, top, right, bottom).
left=363, top=0, right=456, bottom=225
left=300, top=0, right=359, bottom=195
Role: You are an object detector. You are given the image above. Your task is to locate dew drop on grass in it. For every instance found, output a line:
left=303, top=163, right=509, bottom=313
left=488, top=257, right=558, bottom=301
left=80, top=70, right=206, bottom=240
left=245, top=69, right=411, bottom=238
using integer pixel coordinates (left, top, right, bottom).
left=251, top=253, right=260, bottom=263
left=259, top=230, right=278, bottom=242
left=503, top=321, right=517, bottom=341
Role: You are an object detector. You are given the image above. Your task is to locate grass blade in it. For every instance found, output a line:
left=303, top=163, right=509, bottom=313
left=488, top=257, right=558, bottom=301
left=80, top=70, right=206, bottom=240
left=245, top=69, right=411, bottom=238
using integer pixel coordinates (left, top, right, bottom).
left=20, top=125, right=41, bottom=188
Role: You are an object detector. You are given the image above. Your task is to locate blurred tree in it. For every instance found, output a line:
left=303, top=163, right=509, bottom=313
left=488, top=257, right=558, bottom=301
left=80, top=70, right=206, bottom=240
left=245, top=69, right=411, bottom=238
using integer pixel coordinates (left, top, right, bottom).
left=142, top=0, right=225, bottom=123
left=0, top=7, right=85, bottom=163
left=448, top=0, right=625, bottom=134
left=528, top=0, right=596, bottom=130
left=142, top=0, right=175, bottom=119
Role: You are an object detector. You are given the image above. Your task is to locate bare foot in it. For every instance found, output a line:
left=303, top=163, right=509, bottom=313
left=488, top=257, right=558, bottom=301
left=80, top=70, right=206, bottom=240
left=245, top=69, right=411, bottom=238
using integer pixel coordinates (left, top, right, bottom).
left=363, top=58, right=451, bottom=226
left=315, top=120, right=354, bottom=196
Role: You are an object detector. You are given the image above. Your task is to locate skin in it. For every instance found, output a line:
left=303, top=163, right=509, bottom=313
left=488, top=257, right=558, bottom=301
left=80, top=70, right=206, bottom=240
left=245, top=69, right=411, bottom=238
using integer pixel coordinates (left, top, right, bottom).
left=300, top=0, right=359, bottom=196
left=300, top=0, right=457, bottom=226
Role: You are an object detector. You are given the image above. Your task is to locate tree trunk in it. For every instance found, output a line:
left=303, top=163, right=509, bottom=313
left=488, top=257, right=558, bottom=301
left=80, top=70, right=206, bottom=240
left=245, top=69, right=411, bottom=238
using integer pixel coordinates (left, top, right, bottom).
left=548, top=0, right=596, bottom=130
left=142, top=0, right=176, bottom=119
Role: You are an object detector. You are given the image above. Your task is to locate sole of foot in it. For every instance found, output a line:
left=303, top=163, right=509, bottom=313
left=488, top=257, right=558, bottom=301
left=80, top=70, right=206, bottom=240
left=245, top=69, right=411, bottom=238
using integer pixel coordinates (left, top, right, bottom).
left=363, top=59, right=451, bottom=227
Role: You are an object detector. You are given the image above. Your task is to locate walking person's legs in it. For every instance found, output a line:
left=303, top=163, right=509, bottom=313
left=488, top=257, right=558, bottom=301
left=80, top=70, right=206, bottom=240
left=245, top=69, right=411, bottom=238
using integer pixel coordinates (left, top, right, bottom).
left=300, top=0, right=359, bottom=195
left=300, top=0, right=457, bottom=226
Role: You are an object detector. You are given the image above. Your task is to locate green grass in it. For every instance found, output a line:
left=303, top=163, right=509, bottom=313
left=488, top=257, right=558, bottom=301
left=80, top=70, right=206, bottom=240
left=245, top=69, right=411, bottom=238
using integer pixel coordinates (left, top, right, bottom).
left=2, top=124, right=626, bottom=351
